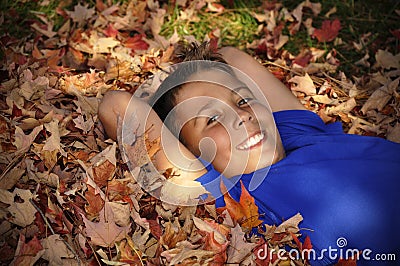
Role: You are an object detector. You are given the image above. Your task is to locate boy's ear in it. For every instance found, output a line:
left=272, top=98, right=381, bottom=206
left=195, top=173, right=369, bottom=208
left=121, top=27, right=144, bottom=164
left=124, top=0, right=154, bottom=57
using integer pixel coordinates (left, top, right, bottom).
left=135, top=67, right=174, bottom=103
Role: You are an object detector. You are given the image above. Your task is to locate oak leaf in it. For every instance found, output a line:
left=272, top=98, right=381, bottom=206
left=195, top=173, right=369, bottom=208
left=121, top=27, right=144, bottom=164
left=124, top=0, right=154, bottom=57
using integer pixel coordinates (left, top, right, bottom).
left=289, top=73, right=317, bottom=95
left=0, top=188, right=37, bottom=227
left=227, top=224, right=257, bottom=263
left=66, top=4, right=95, bottom=26
left=124, top=34, right=150, bottom=52
left=13, top=125, right=43, bottom=155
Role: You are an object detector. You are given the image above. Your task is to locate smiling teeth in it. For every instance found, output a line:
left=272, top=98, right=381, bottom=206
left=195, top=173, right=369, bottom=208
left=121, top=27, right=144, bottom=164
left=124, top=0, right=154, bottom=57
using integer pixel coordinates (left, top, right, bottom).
left=237, top=132, right=264, bottom=150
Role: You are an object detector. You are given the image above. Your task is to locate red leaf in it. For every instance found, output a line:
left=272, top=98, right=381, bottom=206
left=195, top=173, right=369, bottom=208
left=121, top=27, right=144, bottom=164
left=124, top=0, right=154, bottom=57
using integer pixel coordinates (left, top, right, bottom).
left=335, top=256, right=358, bottom=266
left=391, top=29, right=400, bottom=40
left=217, top=180, right=262, bottom=230
left=313, top=19, right=341, bottom=42
left=124, top=34, right=149, bottom=52
left=293, top=52, right=313, bottom=67
left=103, top=24, right=119, bottom=38
left=12, top=103, right=22, bottom=118
left=13, top=234, right=44, bottom=265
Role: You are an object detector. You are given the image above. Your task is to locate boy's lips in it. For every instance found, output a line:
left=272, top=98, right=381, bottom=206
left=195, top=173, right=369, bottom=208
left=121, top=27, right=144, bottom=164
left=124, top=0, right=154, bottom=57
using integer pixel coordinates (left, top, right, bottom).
left=236, top=131, right=266, bottom=150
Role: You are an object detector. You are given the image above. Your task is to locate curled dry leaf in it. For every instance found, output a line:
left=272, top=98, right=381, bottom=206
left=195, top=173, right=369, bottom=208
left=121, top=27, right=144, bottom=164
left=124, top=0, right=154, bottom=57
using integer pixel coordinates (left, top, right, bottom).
left=288, top=73, right=317, bottom=95
left=360, top=78, right=399, bottom=114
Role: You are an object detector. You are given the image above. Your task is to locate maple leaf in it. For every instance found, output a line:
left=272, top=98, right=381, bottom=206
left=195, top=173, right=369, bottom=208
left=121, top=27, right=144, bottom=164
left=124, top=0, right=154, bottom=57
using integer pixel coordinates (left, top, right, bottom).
left=11, top=234, right=44, bottom=266
left=124, top=34, right=150, bottom=52
left=81, top=202, right=131, bottom=247
left=85, top=184, right=105, bottom=218
left=92, top=159, right=115, bottom=188
left=313, top=19, right=341, bottom=42
left=217, top=181, right=263, bottom=230
left=41, top=234, right=78, bottom=265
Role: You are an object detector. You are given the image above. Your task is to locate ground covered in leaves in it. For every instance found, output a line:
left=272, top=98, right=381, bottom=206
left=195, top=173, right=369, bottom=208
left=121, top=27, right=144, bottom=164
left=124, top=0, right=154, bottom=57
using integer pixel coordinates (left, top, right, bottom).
left=0, top=0, right=399, bottom=265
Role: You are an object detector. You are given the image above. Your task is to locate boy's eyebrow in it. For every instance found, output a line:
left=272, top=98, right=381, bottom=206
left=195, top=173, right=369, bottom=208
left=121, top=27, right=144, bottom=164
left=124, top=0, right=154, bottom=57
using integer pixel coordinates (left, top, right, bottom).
left=194, top=101, right=215, bottom=126
left=232, top=86, right=254, bottom=96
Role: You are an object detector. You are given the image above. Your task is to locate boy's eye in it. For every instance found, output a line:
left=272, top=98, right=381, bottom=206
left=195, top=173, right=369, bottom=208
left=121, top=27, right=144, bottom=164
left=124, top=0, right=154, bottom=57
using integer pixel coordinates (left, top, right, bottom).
left=207, top=115, right=219, bottom=125
left=238, top=97, right=252, bottom=106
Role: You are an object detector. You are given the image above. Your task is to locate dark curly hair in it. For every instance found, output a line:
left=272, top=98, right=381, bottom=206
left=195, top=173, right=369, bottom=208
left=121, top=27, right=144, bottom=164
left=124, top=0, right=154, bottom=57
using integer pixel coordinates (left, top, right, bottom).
left=149, top=41, right=235, bottom=142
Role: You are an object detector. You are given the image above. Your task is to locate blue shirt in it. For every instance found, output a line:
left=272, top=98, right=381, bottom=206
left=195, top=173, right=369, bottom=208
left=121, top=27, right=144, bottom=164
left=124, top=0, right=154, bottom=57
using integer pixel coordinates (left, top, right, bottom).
left=196, top=110, right=400, bottom=265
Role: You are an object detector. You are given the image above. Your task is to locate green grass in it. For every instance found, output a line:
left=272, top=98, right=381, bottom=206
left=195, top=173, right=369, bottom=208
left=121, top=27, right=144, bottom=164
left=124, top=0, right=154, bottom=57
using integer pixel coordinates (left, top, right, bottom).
left=1, top=0, right=398, bottom=76
left=0, top=0, right=73, bottom=38
left=160, top=4, right=259, bottom=49
left=281, top=0, right=400, bottom=74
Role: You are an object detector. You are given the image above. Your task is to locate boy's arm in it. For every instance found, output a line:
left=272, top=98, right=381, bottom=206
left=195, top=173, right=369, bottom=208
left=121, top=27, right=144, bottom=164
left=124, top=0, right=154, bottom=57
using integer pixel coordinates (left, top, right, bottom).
left=98, top=91, right=207, bottom=181
left=219, top=47, right=306, bottom=112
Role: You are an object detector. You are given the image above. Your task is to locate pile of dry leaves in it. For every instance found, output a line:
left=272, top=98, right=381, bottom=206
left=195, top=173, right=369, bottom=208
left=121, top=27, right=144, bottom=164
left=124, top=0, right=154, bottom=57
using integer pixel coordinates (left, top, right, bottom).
left=0, top=0, right=399, bottom=265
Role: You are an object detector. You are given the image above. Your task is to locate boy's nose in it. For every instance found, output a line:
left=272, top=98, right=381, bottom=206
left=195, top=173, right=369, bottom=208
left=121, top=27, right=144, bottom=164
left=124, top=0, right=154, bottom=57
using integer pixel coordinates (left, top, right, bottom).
left=236, top=109, right=253, bottom=128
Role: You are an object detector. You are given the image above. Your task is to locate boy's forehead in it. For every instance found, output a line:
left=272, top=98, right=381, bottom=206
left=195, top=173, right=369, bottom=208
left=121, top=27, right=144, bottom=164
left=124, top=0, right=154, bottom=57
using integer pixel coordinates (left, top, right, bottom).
left=187, top=68, right=244, bottom=88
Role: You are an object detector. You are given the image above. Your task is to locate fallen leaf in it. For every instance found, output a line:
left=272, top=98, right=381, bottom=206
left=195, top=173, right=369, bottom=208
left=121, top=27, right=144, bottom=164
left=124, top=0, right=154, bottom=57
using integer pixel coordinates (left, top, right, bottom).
left=275, top=213, right=303, bottom=234
left=81, top=202, right=131, bottom=247
left=85, top=185, right=105, bottom=218
left=227, top=224, right=257, bottom=263
left=288, top=73, right=317, bottom=95
left=66, top=4, right=95, bottom=26
left=218, top=181, right=263, bottom=230
left=360, top=78, right=399, bottom=114
left=375, top=49, right=400, bottom=69
left=192, top=217, right=228, bottom=245
left=13, top=125, right=43, bottom=155
left=11, top=234, right=44, bottom=266
left=326, top=97, right=357, bottom=116
left=0, top=188, right=37, bottom=227
left=124, top=34, right=150, bottom=52
left=41, top=234, right=78, bottom=265
left=313, top=19, right=341, bottom=42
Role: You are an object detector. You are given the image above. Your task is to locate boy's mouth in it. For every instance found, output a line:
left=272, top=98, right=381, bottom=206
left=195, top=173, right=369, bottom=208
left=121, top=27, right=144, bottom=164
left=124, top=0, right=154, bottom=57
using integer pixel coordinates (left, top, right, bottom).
left=236, top=131, right=266, bottom=150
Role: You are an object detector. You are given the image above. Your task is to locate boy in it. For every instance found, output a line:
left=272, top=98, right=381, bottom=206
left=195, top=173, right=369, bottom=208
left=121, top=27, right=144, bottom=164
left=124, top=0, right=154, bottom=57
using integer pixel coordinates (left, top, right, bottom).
left=99, top=42, right=400, bottom=265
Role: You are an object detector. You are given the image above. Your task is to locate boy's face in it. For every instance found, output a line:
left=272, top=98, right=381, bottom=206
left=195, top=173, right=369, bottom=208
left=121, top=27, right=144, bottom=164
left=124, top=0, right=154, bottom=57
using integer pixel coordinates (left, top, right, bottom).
left=173, top=69, right=285, bottom=177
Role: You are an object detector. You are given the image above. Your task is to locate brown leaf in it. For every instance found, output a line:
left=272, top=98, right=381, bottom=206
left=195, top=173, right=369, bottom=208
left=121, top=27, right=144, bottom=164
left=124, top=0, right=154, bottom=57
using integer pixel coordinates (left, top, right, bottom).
left=0, top=188, right=37, bottom=227
left=360, top=78, right=399, bottom=114
left=13, top=125, right=43, bottom=155
left=375, top=50, right=400, bottom=69
left=275, top=213, right=303, bottom=234
left=227, top=224, right=257, bottom=263
left=92, top=159, right=115, bottom=188
left=81, top=202, right=131, bottom=247
left=41, top=234, right=78, bottom=265
left=160, top=220, right=187, bottom=249
left=85, top=185, right=105, bottom=218
left=66, top=4, right=95, bottom=26
left=288, top=73, right=317, bottom=95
